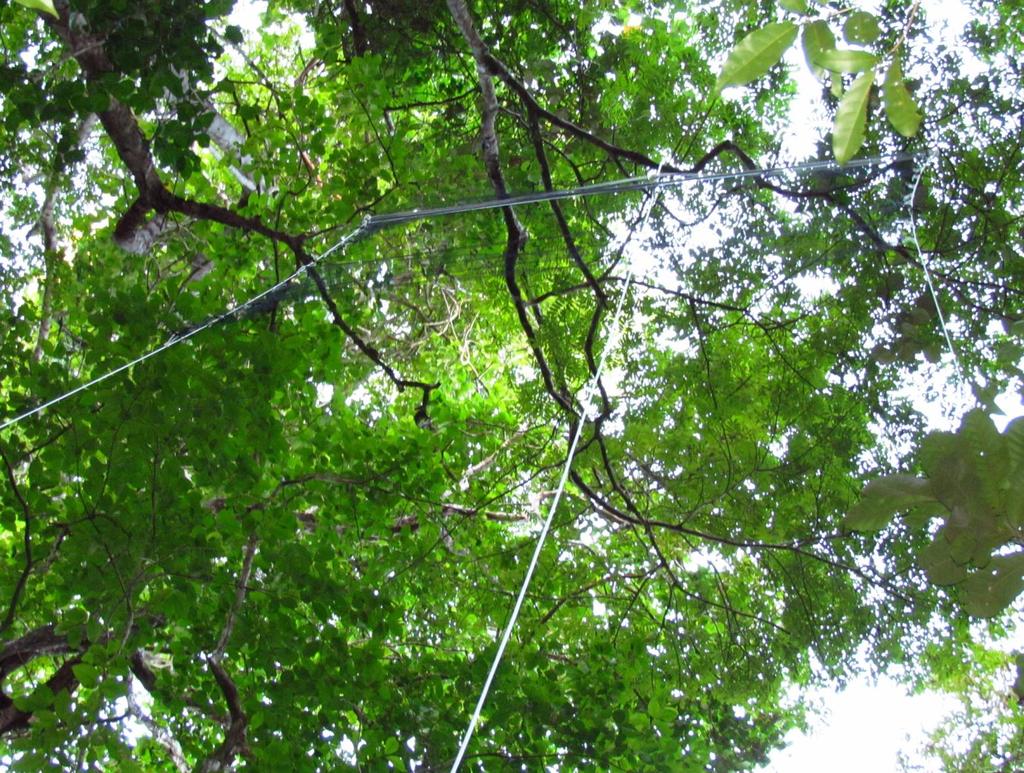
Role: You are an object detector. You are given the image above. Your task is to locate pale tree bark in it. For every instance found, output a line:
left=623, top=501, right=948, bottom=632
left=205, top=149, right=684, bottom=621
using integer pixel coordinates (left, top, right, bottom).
left=42, top=2, right=263, bottom=257
left=126, top=677, right=189, bottom=773
left=198, top=535, right=258, bottom=773
left=43, top=2, right=304, bottom=253
left=168, top=64, right=257, bottom=192
left=32, top=113, right=98, bottom=361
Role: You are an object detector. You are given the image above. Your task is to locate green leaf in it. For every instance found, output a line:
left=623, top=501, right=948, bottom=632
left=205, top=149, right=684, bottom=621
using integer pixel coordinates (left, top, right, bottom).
left=830, top=71, right=845, bottom=98
left=1008, top=417, right=1024, bottom=471
left=918, top=431, right=959, bottom=479
left=715, top=22, right=800, bottom=92
left=918, top=533, right=969, bottom=586
left=844, top=473, right=938, bottom=530
left=960, top=408, right=1001, bottom=459
left=903, top=504, right=939, bottom=529
left=993, top=414, right=1024, bottom=521
left=13, top=0, right=59, bottom=18
left=780, top=0, right=808, bottom=13
left=57, top=606, right=89, bottom=632
left=802, top=21, right=836, bottom=81
left=0, top=2, right=1019, bottom=767
left=816, top=49, right=878, bottom=72
left=72, top=663, right=100, bottom=689
left=224, top=25, right=245, bottom=45
left=14, top=684, right=55, bottom=713
left=832, top=68, right=875, bottom=164
left=961, top=553, right=1024, bottom=618
left=843, top=11, right=881, bottom=45
left=883, top=56, right=922, bottom=137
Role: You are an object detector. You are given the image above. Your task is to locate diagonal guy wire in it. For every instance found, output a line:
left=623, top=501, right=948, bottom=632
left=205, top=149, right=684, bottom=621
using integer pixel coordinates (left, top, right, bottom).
left=0, top=220, right=372, bottom=433
left=1, top=153, right=913, bottom=434
left=908, top=154, right=961, bottom=375
left=448, top=166, right=665, bottom=772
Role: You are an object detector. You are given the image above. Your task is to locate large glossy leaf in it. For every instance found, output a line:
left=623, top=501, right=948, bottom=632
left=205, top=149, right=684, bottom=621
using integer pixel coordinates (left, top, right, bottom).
left=817, top=49, right=878, bottom=72
left=843, top=11, right=881, bottom=45
left=1009, top=418, right=1024, bottom=526
left=833, top=68, right=875, bottom=164
left=961, top=410, right=1011, bottom=510
left=946, top=503, right=1007, bottom=565
left=961, top=553, right=1024, bottom=618
left=715, top=22, right=799, bottom=92
left=918, top=533, right=969, bottom=586
left=802, top=20, right=836, bottom=80
left=918, top=430, right=959, bottom=479
left=13, top=0, right=58, bottom=17
left=844, top=473, right=940, bottom=530
left=1007, top=417, right=1024, bottom=470
left=883, top=56, right=922, bottom=137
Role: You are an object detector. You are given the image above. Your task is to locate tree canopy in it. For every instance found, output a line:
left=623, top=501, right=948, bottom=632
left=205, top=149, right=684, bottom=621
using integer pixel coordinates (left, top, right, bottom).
left=0, top=0, right=1021, bottom=770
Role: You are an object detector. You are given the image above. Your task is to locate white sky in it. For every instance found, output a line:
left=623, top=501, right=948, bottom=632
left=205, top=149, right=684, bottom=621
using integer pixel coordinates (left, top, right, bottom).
left=766, top=1, right=1022, bottom=768
left=767, top=678, right=960, bottom=772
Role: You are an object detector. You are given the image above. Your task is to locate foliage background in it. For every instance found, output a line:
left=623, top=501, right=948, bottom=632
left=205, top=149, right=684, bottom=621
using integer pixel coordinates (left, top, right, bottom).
left=0, top=0, right=1021, bottom=769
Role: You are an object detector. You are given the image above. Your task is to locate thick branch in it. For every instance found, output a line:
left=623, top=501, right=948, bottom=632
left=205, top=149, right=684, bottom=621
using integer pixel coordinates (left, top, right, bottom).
left=198, top=536, right=258, bottom=772
left=342, top=0, right=371, bottom=57
left=447, top=0, right=577, bottom=416
left=0, top=656, right=80, bottom=736
left=446, top=0, right=515, bottom=201
left=199, top=661, right=249, bottom=773
left=127, top=676, right=189, bottom=773
left=0, top=625, right=73, bottom=682
left=525, top=111, right=614, bottom=422
left=0, top=448, right=33, bottom=636
left=42, top=5, right=301, bottom=256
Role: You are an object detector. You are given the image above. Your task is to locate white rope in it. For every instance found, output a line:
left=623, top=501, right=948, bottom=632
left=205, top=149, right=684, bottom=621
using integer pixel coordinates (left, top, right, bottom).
left=448, top=173, right=663, bottom=772
left=0, top=222, right=371, bottom=433
left=908, top=155, right=961, bottom=376
left=370, top=153, right=915, bottom=227
left=2, top=151, right=915, bottom=435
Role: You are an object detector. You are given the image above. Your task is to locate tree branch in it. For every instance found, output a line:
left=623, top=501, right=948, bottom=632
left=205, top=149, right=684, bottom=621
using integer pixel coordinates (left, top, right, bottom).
left=568, top=470, right=912, bottom=603
left=127, top=676, right=189, bottom=773
left=198, top=535, right=258, bottom=772
left=213, top=535, right=258, bottom=661
left=0, top=448, right=34, bottom=636
left=42, top=5, right=301, bottom=256
left=303, top=263, right=440, bottom=421
left=447, top=0, right=578, bottom=416
left=199, top=661, right=249, bottom=773
left=0, top=625, right=73, bottom=682
left=0, top=655, right=81, bottom=736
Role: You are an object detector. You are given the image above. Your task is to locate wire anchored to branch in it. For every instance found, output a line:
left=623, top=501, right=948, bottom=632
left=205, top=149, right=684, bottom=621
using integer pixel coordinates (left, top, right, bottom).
left=0, top=153, right=914, bottom=435
left=447, top=159, right=665, bottom=772
left=0, top=221, right=372, bottom=433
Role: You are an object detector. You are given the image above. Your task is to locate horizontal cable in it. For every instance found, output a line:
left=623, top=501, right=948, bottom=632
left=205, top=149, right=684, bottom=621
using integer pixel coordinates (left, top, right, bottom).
left=367, top=153, right=917, bottom=228
left=0, top=152, right=914, bottom=433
